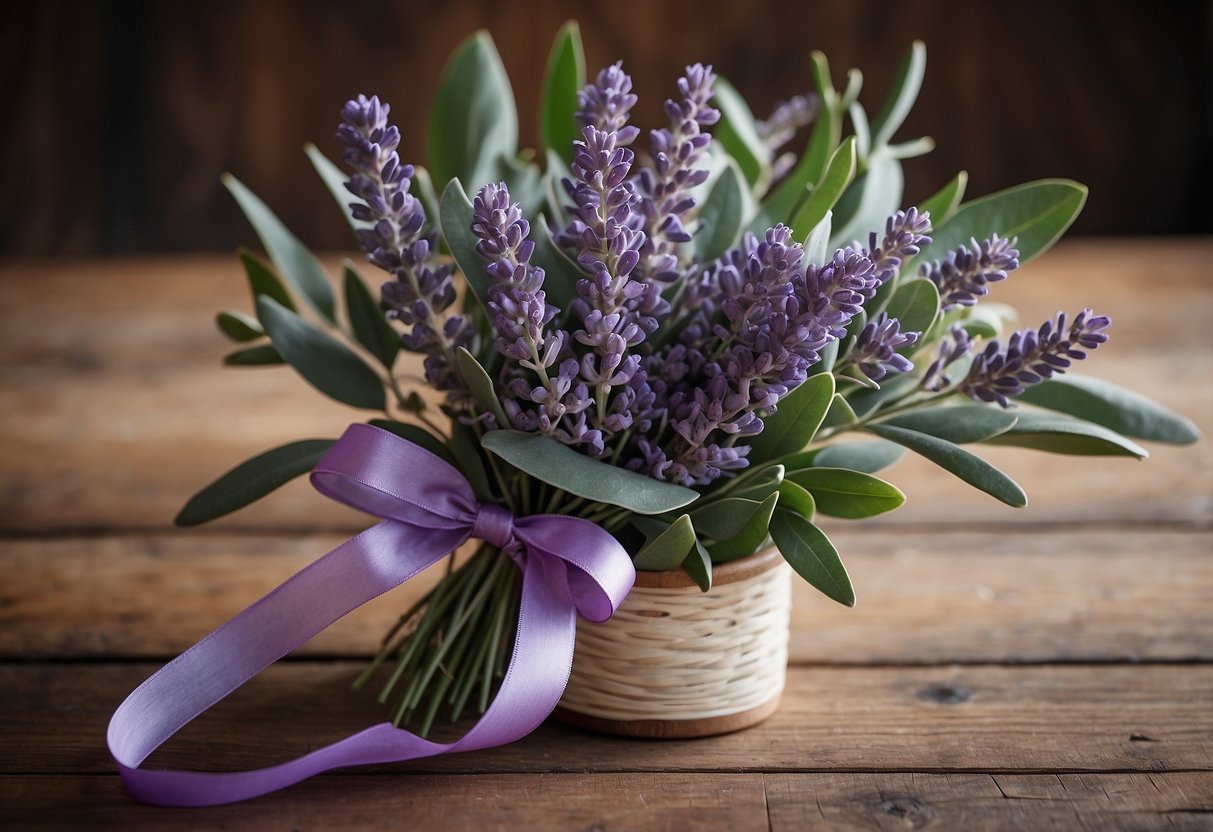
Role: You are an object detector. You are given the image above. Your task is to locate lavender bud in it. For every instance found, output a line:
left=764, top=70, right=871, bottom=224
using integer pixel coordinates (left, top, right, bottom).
left=923, top=234, right=1020, bottom=309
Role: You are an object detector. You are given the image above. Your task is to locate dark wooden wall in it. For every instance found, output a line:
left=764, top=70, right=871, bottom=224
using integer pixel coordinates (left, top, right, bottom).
left=3, top=0, right=1210, bottom=256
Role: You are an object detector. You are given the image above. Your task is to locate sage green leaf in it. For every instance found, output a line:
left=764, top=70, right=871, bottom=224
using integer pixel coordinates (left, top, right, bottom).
left=480, top=430, right=698, bottom=514
left=427, top=31, right=517, bottom=190
left=829, top=150, right=903, bottom=248
left=692, top=496, right=768, bottom=541
left=731, top=463, right=784, bottom=501
left=367, top=419, right=455, bottom=465
left=786, top=467, right=905, bottom=518
left=438, top=179, right=489, bottom=310
left=412, top=167, right=441, bottom=233
left=256, top=296, right=386, bottom=411
left=868, top=422, right=1027, bottom=507
left=798, top=440, right=905, bottom=474
left=747, top=373, right=835, bottom=464
left=694, top=158, right=748, bottom=262
left=447, top=418, right=494, bottom=501
left=239, top=249, right=295, bottom=312
left=542, top=147, right=571, bottom=228
left=531, top=214, right=581, bottom=310
left=959, top=303, right=1013, bottom=339
left=175, top=439, right=334, bottom=526
left=455, top=346, right=507, bottom=428
left=493, top=154, right=545, bottom=219
left=883, top=278, right=940, bottom=339
left=707, top=491, right=779, bottom=563
left=918, top=171, right=968, bottom=225
left=915, top=180, right=1088, bottom=270
left=343, top=264, right=399, bottom=369
left=790, top=136, right=856, bottom=240
left=983, top=411, right=1148, bottom=458
left=684, top=539, right=713, bottom=592
left=713, top=77, right=769, bottom=189
left=840, top=67, right=863, bottom=109
left=216, top=310, right=263, bottom=342
left=223, top=344, right=283, bottom=366
left=540, top=21, right=584, bottom=165
left=1015, top=374, right=1200, bottom=445
left=777, top=479, right=816, bottom=519
left=770, top=510, right=854, bottom=607
left=848, top=102, right=871, bottom=160
left=845, top=374, right=919, bottom=419
left=887, top=136, right=935, bottom=159
left=305, top=143, right=359, bottom=230
left=632, top=514, right=696, bottom=570
left=223, top=174, right=335, bottom=322
left=879, top=404, right=1019, bottom=444
left=803, top=210, right=833, bottom=265
left=870, top=40, right=926, bottom=149
left=820, top=392, right=859, bottom=429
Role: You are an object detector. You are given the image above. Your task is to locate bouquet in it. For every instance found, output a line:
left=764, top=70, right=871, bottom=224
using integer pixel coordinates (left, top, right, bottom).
left=172, top=25, right=1198, bottom=743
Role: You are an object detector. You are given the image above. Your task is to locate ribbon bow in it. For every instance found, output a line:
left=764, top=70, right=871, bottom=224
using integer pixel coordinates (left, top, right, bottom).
left=107, top=424, right=635, bottom=806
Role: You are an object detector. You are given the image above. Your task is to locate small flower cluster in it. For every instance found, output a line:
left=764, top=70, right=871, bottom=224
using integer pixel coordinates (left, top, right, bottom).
left=923, top=234, right=1020, bottom=308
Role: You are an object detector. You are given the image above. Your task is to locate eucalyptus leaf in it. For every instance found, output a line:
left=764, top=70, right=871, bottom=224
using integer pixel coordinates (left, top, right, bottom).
left=455, top=346, right=507, bottom=428
left=790, top=137, right=856, bottom=240
left=694, top=158, right=748, bottom=262
left=223, top=174, right=335, bottom=322
left=224, top=344, right=283, bottom=366
left=918, top=171, right=968, bottom=225
left=305, top=143, right=360, bottom=230
left=868, top=422, right=1027, bottom=507
left=785, top=467, right=905, bottom=518
left=706, top=491, right=779, bottom=562
left=531, top=214, right=582, bottom=310
left=175, top=439, right=335, bottom=526
left=770, top=510, right=854, bottom=606
left=878, top=404, right=1019, bottom=444
left=713, top=77, right=769, bottom=190
left=632, top=514, right=696, bottom=570
left=777, top=479, right=816, bottom=519
left=427, top=31, right=518, bottom=190
left=798, top=440, right=905, bottom=474
left=540, top=21, right=584, bottom=166
left=747, top=373, right=835, bottom=464
left=480, top=430, right=698, bottom=514
left=803, top=211, right=833, bottom=265
left=684, top=539, right=713, bottom=592
left=367, top=419, right=456, bottom=466
left=870, top=40, right=926, bottom=149
left=216, top=310, right=263, bottom=342
left=1015, top=374, right=1200, bottom=445
left=438, top=179, right=489, bottom=310
left=829, top=150, right=903, bottom=248
left=238, top=249, right=295, bottom=312
left=343, top=264, right=399, bottom=369
left=883, top=278, right=940, bottom=340
left=983, top=411, right=1148, bottom=458
left=256, top=296, right=386, bottom=411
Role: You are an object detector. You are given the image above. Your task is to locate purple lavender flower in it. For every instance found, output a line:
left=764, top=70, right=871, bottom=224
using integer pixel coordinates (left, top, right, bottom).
left=576, top=61, right=640, bottom=146
left=757, top=94, right=820, bottom=180
left=962, top=309, right=1111, bottom=407
left=866, top=208, right=932, bottom=286
left=923, top=234, right=1020, bottom=309
left=634, top=64, right=720, bottom=285
left=850, top=313, right=919, bottom=382
left=920, top=325, right=973, bottom=391
left=337, top=95, right=470, bottom=391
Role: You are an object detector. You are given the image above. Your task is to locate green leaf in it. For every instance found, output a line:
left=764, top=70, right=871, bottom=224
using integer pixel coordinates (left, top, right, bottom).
left=427, top=31, right=518, bottom=190
left=175, top=439, right=335, bottom=526
left=223, top=174, right=335, bottom=322
left=447, top=417, right=494, bottom=502
left=455, top=346, right=507, bottom=428
left=731, top=463, right=785, bottom=501
left=790, top=136, right=856, bottom=239
left=223, top=344, right=283, bottom=366
left=868, top=422, right=1027, bottom=507
left=777, top=479, right=816, bottom=519
left=239, top=248, right=296, bottom=312
left=883, top=278, right=940, bottom=341
left=540, top=21, right=584, bottom=166
left=983, top=411, right=1148, bottom=458
left=803, top=211, right=833, bottom=265
left=829, top=150, right=903, bottom=248
left=747, top=374, right=835, bottom=464
left=493, top=154, right=545, bottom=219
left=848, top=102, right=871, bottom=160
left=915, top=180, right=1088, bottom=270
left=713, top=77, right=769, bottom=190
left=1015, top=374, right=1200, bottom=445
left=918, top=171, right=968, bottom=225
left=694, top=158, right=748, bottom=262
left=770, top=510, right=854, bottom=607
left=785, top=467, right=905, bottom=518
left=367, top=420, right=456, bottom=466
left=216, top=310, right=263, bottom=342
left=305, top=143, right=359, bottom=230
left=870, top=41, right=927, bottom=149
left=878, top=404, right=1019, bottom=444
left=256, top=296, right=386, bottom=411
left=412, top=167, right=441, bottom=232
left=343, top=264, right=399, bottom=369
left=684, top=539, right=713, bottom=592
left=820, top=392, right=859, bottom=429
left=959, top=303, right=1013, bottom=339
left=438, top=179, right=489, bottom=310
left=706, top=491, right=779, bottom=562
left=692, top=497, right=769, bottom=541
left=480, top=430, right=698, bottom=514
left=632, top=514, right=696, bottom=570
left=794, top=440, right=905, bottom=474
left=531, top=214, right=582, bottom=310
left=845, top=373, right=919, bottom=419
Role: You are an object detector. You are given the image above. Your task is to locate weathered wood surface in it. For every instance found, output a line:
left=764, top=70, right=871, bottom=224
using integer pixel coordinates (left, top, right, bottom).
left=0, top=241, right=1210, bottom=827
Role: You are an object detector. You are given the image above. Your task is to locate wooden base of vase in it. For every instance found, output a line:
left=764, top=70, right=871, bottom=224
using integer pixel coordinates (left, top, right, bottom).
left=552, top=693, right=782, bottom=739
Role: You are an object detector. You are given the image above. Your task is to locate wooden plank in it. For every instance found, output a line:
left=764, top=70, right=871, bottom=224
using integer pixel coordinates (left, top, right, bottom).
left=3, top=530, right=1211, bottom=664
left=4, top=663, right=1210, bottom=775
left=0, top=772, right=770, bottom=832
left=3, top=772, right=1211, bottom=832
left=0, top=241, right=1209, bottom=532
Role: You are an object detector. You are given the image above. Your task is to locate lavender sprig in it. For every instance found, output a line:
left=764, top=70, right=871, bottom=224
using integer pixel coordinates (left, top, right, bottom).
left=867, top=208, right=932, bottom=287
left=923, top=234, right=1020, bottom=309
left=338, top=95, right=470, bottom=392
left=849, top=313, right=919, bottom=382
left=576, top=61, right=641, bottom=146
left=962, top=309, right=1111, bottom=407
left=757, top=94, right=820, bottom=180
left=920, top=325, right=973, bottom=392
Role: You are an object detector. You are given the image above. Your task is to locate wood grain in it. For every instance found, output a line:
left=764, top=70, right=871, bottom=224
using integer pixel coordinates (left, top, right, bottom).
left=4, top=663, right=1210, bottom=775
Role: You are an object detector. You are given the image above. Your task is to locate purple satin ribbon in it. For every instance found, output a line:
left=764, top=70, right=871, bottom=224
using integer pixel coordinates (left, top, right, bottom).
left=107, top=424, right=635, bottom=806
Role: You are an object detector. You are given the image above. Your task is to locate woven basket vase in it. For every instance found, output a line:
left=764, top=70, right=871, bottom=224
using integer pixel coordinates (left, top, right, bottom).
left=554, top=546, right=792, bottom=738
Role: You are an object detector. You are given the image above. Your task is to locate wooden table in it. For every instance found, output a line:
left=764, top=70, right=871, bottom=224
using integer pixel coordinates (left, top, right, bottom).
left=1, top=239, right=1211, bottom=829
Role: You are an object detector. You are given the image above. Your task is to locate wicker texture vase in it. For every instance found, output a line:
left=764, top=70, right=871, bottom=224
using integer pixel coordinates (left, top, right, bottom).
left=555, top=547, right=791, bottom=738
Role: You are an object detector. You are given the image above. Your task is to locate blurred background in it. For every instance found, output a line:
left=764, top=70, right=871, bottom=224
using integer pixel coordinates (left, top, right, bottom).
left=3, top=0, right=1210, bottom=257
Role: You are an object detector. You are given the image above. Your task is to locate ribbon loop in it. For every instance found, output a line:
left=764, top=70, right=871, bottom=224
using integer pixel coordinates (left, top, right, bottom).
left=472, top=502, right=516, bottom=551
